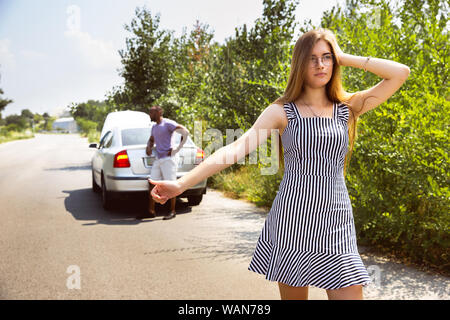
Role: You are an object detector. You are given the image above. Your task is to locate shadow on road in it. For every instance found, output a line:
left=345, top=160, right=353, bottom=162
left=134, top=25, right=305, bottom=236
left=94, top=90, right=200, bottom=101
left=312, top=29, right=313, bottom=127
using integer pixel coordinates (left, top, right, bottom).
left=169, top=204, right=268, bottom=263
left=62, top=188, right=192, bottom=226
left=45, top=163, right=92, bottom=171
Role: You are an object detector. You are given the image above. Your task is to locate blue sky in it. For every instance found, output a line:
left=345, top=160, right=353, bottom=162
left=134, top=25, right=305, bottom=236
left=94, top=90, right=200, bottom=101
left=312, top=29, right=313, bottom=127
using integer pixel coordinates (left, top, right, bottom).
left=0, top=0, right=344, bottom=117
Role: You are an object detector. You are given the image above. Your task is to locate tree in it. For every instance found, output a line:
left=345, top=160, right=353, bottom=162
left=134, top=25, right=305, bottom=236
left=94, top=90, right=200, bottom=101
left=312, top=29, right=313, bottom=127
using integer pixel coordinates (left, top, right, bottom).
left=0, top=88, right=13, bottom=120
left=113, top=6, right=174, bottom=113
left=21, top=109, right=34, bottom=128
left=69, top=99, right=113, bottom=131
left=4, top=114, right=27, bottom=130
left=206, top=0, right=298, bottom=132
left=156, top=19, right=217, bottom=126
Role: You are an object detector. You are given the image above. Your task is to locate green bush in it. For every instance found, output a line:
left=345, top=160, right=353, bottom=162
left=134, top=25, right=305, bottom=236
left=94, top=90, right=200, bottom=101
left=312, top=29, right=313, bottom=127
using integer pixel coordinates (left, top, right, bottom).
left=5, top=123, right=21, bottom=132
left=0, top=126, right=11, bottom=137
left=76, top=118, right=98, bottom=135
left=87, top=130, right=100, bottom=143
left=347, top=92, right=449, bottom=270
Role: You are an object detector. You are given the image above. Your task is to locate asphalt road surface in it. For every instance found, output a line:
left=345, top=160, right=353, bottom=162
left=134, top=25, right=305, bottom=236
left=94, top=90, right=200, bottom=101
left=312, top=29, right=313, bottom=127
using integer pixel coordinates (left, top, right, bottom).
left=0, top=133, right=448, bottom=300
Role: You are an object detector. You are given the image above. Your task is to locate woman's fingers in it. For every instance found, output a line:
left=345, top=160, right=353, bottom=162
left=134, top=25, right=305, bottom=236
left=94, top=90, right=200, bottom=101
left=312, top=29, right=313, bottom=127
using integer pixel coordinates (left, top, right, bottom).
left=152, top=192, right=167, bottom=204
left=150, top=182, right=169, bottom=204
left=147, top=178, right=180, bottom=204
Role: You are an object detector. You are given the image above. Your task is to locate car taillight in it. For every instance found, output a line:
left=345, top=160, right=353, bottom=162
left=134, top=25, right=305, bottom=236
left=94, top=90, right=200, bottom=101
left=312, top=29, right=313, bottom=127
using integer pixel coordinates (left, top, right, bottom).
left=195, top=148, right=204, bottom=164
left=114, top=150, right=131, bottom=168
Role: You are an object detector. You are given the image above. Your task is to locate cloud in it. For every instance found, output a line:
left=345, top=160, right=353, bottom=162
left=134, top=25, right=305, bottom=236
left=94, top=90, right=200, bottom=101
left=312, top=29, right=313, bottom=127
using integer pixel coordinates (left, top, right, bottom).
left=19, top=49, right=47, bottom=60
left=0, top=38, right=15, bottom=70
left=63, top=4, right=120, bottom=71
left=64, top=29, right=121, bottom=70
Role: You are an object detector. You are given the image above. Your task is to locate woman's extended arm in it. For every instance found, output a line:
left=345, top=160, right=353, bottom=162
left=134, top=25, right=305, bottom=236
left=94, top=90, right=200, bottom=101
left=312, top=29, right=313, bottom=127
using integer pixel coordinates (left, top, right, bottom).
left=149, top=104, right=285, bottom=204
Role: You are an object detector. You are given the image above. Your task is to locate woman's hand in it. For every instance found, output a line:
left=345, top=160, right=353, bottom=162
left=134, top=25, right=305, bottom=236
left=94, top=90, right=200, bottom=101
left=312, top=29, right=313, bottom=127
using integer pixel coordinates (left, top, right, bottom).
left=149, top=178, right=184, bottom=204
left=331, top=37, right=345, bottom=66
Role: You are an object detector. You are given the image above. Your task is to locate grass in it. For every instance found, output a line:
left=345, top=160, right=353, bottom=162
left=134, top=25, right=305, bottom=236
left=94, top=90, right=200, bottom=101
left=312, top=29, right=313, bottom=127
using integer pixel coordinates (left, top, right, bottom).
left=0, top=130, right=35, bottom=144
left=80, top=130, right=101, bottom=143
left=209, top=163, right=283, bottom=209
left=88, top=130, right=101, bottom=143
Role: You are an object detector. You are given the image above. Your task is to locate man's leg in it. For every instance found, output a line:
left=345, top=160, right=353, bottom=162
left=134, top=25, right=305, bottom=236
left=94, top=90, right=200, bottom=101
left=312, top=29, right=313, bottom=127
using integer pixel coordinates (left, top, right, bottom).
left=170, top=197, right=176, bottom=214
left=148, top=182, right=156, bottom=216
left=137, top=159, right=161, bottom=219
left=161, top=157, right=177, bottom=220
left=148, top=159, right=162, bottom=217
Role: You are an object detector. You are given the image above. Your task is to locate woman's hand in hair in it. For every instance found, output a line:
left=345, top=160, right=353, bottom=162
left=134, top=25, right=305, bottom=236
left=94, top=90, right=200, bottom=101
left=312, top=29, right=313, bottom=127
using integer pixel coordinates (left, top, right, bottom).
left=331, top=37, right=345, bottom=66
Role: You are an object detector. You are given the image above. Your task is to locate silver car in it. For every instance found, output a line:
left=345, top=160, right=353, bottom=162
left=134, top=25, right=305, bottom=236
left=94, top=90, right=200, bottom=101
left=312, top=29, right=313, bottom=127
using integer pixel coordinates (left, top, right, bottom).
left=89, top=111, right=207, bottom=210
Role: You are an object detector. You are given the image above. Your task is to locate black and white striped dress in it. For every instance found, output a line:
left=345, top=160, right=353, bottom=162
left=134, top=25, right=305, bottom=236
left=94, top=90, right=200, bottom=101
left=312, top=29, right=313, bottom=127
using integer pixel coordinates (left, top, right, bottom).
left=248, top=101, right=371, bottom=290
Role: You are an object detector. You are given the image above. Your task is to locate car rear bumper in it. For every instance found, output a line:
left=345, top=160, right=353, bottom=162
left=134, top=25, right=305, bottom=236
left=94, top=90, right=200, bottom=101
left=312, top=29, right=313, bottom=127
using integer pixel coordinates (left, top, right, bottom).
left=105, top=172, right=207, bottom=195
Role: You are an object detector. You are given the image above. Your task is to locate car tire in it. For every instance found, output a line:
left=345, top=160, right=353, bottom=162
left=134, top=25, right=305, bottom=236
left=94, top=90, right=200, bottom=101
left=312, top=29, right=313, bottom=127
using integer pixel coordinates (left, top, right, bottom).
left=92, top=170, right=101, bottom=193
left=101, top=174, right=113, bottom=210
left=187, top=195, right=203, bottom=206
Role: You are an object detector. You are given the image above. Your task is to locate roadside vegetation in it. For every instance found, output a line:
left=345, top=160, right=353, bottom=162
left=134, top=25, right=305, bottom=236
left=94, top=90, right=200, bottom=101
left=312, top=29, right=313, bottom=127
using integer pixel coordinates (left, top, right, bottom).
left=3, top=0, right=447, bottom=274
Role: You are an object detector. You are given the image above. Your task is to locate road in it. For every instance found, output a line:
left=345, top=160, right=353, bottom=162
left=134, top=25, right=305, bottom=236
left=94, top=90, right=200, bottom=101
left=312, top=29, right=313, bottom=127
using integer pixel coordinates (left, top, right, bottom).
left=0, top=133, right=448, bottom=300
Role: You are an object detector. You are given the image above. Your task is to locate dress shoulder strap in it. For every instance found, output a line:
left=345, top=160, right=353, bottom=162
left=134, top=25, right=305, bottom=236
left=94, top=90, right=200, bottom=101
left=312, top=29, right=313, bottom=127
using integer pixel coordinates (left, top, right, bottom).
left=336, top=102, right=350, bottom=123
left=283, top=102, right=298, bottom=122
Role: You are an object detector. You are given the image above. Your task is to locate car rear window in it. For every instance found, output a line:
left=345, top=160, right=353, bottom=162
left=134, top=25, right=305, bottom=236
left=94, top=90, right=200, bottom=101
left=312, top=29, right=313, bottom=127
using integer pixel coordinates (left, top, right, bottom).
left=121, top=128, right=151, bottom=146
left=121, top=127, right=196, bottom=147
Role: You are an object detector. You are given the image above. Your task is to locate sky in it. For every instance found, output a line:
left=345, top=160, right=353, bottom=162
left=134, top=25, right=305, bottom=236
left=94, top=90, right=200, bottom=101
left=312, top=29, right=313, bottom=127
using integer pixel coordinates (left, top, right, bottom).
left=0, top=0, right=345, bottom=118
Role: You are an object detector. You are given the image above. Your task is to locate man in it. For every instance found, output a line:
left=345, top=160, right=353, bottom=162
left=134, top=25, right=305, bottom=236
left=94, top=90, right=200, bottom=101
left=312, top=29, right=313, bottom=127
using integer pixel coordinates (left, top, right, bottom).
left=144, top=106, right=189, bottom=220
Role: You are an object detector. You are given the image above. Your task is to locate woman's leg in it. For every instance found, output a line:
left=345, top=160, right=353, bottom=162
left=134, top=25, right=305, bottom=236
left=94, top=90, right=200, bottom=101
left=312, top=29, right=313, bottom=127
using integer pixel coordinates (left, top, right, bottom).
left=278, top=282, right=309, bottom=300
left=326, top=284, right=363, bottom=300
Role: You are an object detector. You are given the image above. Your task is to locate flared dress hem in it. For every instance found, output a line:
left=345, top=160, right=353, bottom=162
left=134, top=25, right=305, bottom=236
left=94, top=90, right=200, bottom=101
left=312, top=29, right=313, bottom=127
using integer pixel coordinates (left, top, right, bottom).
left=248, top=239, right=371, bottom=290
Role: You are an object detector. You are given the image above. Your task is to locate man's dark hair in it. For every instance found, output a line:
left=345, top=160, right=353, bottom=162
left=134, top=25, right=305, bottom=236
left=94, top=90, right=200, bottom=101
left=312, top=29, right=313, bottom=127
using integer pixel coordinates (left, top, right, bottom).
left=150, top=105, right=163, bottom=114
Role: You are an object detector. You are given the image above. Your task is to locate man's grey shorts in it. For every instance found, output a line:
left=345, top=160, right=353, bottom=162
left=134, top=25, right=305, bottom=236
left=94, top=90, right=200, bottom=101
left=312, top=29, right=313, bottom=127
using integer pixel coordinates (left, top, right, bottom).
left=149, top=155, right=178, bottom=181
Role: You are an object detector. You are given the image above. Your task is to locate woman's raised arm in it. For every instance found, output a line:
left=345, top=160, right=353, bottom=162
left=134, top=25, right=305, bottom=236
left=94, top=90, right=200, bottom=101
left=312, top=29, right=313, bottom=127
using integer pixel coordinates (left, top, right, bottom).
left=330, top=37, right=410, bottom=117
left=149, top=104, right=285, bottom=204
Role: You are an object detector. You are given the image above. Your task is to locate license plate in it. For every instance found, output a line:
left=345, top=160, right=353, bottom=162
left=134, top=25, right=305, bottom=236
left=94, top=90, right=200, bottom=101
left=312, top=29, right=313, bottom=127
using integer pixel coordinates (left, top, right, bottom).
left=145, top=156, right=183, bottom=168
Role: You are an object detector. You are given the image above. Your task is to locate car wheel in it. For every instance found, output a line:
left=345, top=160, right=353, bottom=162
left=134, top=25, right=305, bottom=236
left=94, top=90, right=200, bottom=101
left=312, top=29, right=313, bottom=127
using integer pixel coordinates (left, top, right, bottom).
left=101, top=175, right=113, bottom=210
left=187, top=195, right=203, bottom=206
left=92, top=170, right=101, bottom=193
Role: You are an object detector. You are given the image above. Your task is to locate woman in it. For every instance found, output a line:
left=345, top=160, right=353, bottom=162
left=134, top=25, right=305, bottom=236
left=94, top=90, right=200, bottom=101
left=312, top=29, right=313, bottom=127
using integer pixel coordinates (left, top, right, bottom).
left=148, top=28, right=410, bottom=300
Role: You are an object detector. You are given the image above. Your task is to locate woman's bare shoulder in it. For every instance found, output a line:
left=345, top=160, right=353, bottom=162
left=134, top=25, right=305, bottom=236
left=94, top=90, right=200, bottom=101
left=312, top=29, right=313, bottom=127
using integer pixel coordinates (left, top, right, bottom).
left=266, top=103, right=288, bottom=120
left=263, top=103, right=288, bottom=133
left=253, top=103, right=287, bottom=129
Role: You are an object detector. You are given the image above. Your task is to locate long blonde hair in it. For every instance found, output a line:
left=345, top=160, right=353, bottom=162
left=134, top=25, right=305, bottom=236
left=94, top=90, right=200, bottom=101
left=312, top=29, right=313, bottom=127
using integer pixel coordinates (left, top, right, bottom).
left=274, top=28, right=367, bottom=176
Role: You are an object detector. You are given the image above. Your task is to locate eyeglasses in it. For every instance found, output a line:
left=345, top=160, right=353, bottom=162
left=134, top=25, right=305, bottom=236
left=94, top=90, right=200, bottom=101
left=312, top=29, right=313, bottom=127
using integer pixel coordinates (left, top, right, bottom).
left=309, top=53, right=334, bottom=68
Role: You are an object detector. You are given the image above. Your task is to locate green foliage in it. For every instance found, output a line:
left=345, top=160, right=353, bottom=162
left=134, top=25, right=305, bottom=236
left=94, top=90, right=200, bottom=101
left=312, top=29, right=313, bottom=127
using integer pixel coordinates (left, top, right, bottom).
left=0, top=87, right=13, bottom=116
left=204, top=0, right=297, bottom=132
left=321, top=0, right=449, bottom=270
left=76, top=117, right=98, bottom=134
left=4, top=114, right=28, bottom=130
left=0, top=95, right=37, bottom=143
left=155, top=19, right=217, bottom=126
left=4, top=123, right=21, bottom=132
left=148, top=0, right=296, bottom=138
left=103, top=0, right=448, bottom=272
left=211, top=155, right=284, bottom=208
left=69, top=99, right=113, bottom=132
left=108, top=6, right=173, bottom=113
left=87, top=129, right=101, bottom=143
left=0, top=128, right=34, bottom=144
